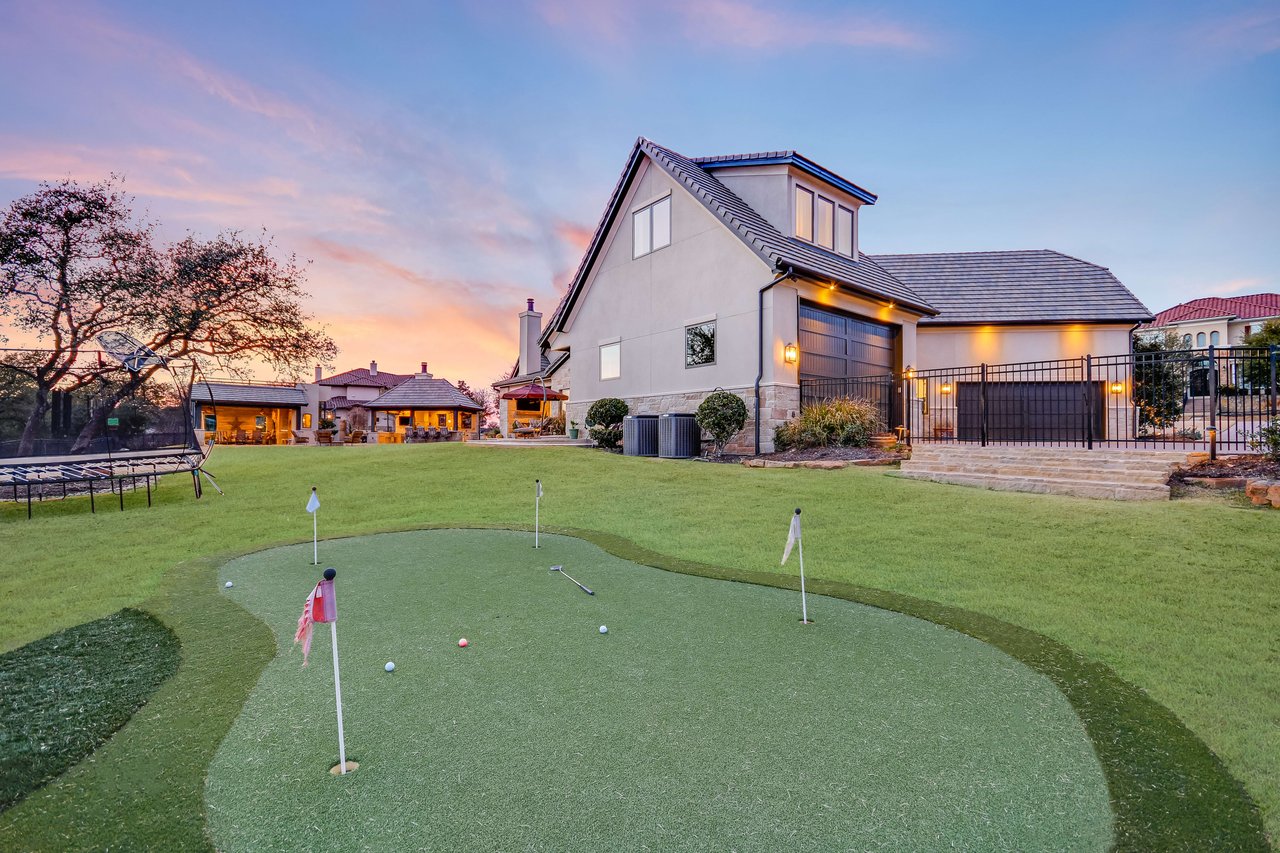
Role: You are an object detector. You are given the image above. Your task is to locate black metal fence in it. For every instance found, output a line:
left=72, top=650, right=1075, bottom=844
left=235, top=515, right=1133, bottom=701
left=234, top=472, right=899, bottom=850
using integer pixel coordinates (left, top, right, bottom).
left=799, top=375, right=896, bottom=430
left=800, top=346, right=1279, bottom=453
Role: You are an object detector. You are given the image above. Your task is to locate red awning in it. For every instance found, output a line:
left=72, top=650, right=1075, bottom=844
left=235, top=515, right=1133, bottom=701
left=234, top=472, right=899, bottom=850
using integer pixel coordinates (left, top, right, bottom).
left=500, top=384, right=567, bottom=400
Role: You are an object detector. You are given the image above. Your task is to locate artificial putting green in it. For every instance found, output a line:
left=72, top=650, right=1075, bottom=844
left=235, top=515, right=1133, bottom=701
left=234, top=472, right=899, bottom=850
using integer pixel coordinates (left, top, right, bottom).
left=209, top=529, right=1111, bottom=851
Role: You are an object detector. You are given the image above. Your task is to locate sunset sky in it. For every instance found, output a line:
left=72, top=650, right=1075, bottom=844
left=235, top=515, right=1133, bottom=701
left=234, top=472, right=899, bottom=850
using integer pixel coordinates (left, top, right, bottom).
left=1, top=1, right=1277, bottom=386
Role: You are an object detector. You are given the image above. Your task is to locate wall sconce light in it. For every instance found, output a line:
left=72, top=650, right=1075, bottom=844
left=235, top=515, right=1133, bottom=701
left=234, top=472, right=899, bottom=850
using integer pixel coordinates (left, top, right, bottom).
left=940, top=382, right=953, bottom=395
left=1109, top=381, right=1125, bottom=394
left=905, top=365, right=915, bottom=380
left=783, top=342, right=798, bottom=364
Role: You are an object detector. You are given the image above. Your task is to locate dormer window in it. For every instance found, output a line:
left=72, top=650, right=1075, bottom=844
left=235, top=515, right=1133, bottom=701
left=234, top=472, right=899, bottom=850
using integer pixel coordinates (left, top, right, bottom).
left=794, top=184, right=855, bottom=257
left=633, top=196, right=671, bottom=259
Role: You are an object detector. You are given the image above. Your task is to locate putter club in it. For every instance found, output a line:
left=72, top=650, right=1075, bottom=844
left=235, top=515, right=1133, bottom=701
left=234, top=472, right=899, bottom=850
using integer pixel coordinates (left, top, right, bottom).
left=549, top=565, right=594, bottom=595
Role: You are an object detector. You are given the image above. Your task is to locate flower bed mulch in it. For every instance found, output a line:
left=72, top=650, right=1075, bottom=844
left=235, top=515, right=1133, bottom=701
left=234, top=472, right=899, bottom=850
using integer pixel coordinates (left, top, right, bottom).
left=1171, top=454, right=1280, bottom=483
left=756, top=446, right=904, bottom=463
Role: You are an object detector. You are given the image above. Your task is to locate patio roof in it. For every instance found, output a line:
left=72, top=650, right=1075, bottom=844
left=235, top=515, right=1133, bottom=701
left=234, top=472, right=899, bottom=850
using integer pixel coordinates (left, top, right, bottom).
left=364, top=376, right=482, bottom=410
left=191, top=382, right=307, bottom=407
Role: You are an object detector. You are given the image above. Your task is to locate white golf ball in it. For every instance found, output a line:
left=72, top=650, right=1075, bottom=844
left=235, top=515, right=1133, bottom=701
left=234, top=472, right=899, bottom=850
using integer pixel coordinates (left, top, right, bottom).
left=599, top=625, right=608, bottom=634
left=224, top=581, right=233, bottom=588
left=384, top=661, right=396, bottom=672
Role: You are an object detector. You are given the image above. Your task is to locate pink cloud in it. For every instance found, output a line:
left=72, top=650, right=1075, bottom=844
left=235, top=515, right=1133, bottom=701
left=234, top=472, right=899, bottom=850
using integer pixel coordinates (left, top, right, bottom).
left=1201, top=7, right=1280, bottom=57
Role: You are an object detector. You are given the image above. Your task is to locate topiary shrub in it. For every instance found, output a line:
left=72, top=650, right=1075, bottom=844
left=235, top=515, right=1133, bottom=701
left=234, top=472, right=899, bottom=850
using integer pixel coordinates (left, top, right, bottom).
left=773, top=397, right=883, bottom=450
left=586, top=397, right=628, bottom=449
left=696, top=390, right=747, bottom=456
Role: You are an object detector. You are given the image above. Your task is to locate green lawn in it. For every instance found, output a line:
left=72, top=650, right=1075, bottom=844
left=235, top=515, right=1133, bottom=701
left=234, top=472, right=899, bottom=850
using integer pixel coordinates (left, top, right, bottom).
left=1, top=444, right=1276, bottom=847
left=206, top=529, right=1110, bottom=851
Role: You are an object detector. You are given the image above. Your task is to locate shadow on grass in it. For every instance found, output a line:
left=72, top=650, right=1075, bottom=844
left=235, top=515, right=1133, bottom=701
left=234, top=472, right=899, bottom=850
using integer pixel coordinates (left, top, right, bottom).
left=0, top=523, right=1267, bottom=852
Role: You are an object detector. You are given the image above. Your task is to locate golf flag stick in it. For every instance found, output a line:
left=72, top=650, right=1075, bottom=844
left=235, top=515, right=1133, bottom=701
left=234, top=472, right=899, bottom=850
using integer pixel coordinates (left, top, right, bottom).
left=781, top=508, right=811, bottom=623
left=294, top=568, right=348, bottom=773
left=327, top=575, right=348, bottom=775
left=534, top=479, right=542, bottom=549
left=307, top=487, right=320, bottom=564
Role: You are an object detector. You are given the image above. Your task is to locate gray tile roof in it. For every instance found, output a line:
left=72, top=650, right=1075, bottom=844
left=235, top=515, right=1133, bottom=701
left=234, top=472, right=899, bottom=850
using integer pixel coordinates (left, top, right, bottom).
left=318, top=367, right=412, bottom=388
left=869, top=250, right=1153, bottom=325
left=691, top=149, right=877, bottom=204
left=191, top=382, right=308, bottom=406
left=543, top=138, right=935, bottom=345
left=365, top=376, right=482, bottom=410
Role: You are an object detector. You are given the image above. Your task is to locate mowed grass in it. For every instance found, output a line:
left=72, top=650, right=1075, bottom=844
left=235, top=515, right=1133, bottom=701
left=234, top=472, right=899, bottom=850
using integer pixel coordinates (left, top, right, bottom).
left=1, top=443, right=1277, bottom=845
left=207, top=529, right=1111, bottom=851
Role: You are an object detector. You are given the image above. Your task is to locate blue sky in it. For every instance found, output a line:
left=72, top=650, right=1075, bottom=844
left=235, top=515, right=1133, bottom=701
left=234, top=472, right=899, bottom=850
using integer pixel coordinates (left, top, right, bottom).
left=1, top=0, right=1276, bottom=383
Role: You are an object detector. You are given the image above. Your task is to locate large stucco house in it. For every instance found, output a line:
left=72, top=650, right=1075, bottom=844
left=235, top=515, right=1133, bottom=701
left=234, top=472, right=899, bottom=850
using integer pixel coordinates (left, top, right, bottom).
left=1142, top=294, right=1280, bottom=349
left=501, top=138, right=1152, bottom=453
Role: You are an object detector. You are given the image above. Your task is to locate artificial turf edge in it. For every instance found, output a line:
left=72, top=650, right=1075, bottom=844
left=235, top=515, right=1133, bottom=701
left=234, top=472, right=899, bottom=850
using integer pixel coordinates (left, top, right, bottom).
left=0, top=523, right=1267, bottom=853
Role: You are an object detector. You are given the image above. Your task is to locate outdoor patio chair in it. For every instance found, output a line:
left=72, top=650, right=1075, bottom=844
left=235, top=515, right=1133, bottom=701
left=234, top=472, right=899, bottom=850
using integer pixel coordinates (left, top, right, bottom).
left=291, top=430, right=311, bottom=444
left=347, top=430, right=365, bottom=444
left=426, top=427, right=440, bottom=441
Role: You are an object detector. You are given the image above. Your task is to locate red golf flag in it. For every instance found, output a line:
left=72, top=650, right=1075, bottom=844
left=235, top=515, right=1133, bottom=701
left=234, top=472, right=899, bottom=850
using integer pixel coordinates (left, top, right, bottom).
left=294, top=578, right=337, bottom=664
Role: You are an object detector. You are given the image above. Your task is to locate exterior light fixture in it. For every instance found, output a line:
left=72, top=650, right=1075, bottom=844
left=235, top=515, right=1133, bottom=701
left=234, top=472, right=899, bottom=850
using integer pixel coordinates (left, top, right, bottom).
left=783, top=342, right=798, bottom=364
left=905, top=365, right=915, bottom=380
left=1110, top=381, right=1125, bottom=394
left=940, top=382, right=953, bottom=395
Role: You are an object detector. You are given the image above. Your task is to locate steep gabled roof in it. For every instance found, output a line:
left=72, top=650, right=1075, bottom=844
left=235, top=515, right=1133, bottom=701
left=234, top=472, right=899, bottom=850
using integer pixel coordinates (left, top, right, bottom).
left=870, top=250, right=1153, bottom=325
left=692, top=149, right=877, bottom=204
left=317, top=367, right=412, bottom=389
left=192, top=382, right=308, bottom=407
left=542, top=138, right=934, bottom=345
left=493, top=350, right=569, bottom=389
left=365, top=376, right=482, bottom=411
left=1148, top=294, right=1280, bottom=326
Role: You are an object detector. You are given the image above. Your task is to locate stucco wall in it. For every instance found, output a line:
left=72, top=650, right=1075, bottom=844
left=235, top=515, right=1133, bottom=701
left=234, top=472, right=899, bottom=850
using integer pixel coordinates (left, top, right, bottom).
left=916, top=324, right=1135, bottom=368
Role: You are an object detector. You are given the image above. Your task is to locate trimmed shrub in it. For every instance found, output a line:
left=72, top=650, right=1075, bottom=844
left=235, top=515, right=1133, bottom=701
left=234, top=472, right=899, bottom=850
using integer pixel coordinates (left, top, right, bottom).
left=696, top=391, right=747, bottom=456
left=1251, top=418, right=1280, bottom=462
left=774, top=397, right=883, bottom=450
left=586, top=398, right=628, bottom=449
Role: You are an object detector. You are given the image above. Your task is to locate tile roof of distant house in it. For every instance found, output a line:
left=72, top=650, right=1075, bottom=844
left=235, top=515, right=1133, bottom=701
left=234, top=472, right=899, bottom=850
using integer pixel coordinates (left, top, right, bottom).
left=542, top=138, right=933, bottom=344
left=191, top=382, right=308, bottom=406
left=317, top=367, right=412, bottom=389
left=364, top=376, right=482, bottom=410
left=1148, top=294, right=1280, bottom=326
left=322, top=395, right=354, bottom=409
left=869, top=250, right=1153, bottom=325
left=691, top=149, right=877, bottom=205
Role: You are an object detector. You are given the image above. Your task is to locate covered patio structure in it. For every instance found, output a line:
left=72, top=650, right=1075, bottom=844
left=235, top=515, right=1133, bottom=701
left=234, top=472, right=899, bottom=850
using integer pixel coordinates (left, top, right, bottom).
left=500, top=383, right=567, bottom=435
left=363, top=374, right=483, bottom=442
left=191, top=382, right=309, bottom=445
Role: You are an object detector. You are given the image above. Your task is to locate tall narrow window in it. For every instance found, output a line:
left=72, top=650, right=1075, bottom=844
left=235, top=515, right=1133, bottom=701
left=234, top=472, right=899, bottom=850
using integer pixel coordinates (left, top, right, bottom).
left=816, top=196, right=834, bottom=249
left=1196, top=332, right=1206, bottom=347
left=685, top=322, right=716, bottom=367
left=600, top=342, right=621, bottom=380
left=836, top=206, right=854, bottom=256
left=794, top=186, right=813, bottom=241
left=633, top=196, right=671, bottom=258
left=1210, top=331, right=1220, bottom=346
left=1182, top=334, right=1192, bottom=349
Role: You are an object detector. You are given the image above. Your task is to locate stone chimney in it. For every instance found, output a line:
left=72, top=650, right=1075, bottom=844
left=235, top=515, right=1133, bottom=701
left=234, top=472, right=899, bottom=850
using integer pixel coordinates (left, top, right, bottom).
left=519, top=298, right=542, bottom=377
left=369, top=360, right=378, bottom=377
left=314, top=365, right=322, bottom=382
left=418, top=361, right=432, bottom=378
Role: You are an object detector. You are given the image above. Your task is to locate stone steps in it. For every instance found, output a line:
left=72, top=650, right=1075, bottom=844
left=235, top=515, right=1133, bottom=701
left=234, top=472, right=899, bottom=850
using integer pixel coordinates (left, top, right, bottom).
left=895, top=445, right=1188, bottom=501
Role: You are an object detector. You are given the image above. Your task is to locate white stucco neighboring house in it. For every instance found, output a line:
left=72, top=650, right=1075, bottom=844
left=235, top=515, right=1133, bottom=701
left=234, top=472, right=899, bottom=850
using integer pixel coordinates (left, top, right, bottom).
left=505, top=138, right=1153, bottom=453
left=1140, top=294, right=1280, bottom=349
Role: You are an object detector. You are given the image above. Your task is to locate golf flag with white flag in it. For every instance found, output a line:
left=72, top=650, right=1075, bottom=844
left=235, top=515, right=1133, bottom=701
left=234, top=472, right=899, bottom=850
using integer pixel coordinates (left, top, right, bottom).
left=307, top=487, right=320, bottom=564
left=534, top=479, right=543, bottom=549
left=780, top=508, right=811, bottom=624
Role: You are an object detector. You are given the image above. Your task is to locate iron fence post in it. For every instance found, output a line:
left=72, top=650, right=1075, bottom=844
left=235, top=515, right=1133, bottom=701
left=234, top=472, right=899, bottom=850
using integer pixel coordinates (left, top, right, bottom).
left=1270, top=345, right=1277, bottom=417
left=1084, top=355, right=1094, bottom=450
left=980, top=363, right=988, bottom=446
left=1208, top=343, right=1218, bottom=440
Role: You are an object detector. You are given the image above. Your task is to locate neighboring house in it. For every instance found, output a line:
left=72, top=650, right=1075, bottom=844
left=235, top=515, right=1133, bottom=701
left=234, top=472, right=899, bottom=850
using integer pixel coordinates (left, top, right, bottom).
left=523, top=137, right=1151, bottom=453
left=191, top=381, right=310, bottom=445
left=313, top=360, right=412, bottom=429
left=363, top=363, right=483, bottom=438
left=1141, top=294, right=1280, bottom=349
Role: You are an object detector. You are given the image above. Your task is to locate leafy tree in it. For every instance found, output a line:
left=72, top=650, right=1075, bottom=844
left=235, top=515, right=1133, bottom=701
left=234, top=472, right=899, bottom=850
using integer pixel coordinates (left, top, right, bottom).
left=1132, top=331, right=1188, bottom=435
left=0, top=178, right=158, bottom=454
left=456, top=380, right=497, bottom=420
left=696, top=390, right=747, bottom=456
left=0, top=176, right=337, bottom=453
left=1241, top=320, right=1280, bottom=391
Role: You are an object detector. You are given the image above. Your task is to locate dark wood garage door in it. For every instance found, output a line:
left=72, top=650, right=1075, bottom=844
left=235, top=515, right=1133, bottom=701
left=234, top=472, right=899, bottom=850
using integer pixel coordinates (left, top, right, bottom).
left=798, top=302, right=899, bottom=427
left=956, top=381, right=1105, bottom=442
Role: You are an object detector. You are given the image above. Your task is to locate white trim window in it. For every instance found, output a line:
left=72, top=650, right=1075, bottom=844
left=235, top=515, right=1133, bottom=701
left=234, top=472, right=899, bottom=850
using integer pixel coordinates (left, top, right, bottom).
left=684, top=321, right=716, bottom=367
left=794, top=184, right=856, bottom=258
left=633, top=196, right=671, bottom=258
left=600, top=341, right=621, bottom=380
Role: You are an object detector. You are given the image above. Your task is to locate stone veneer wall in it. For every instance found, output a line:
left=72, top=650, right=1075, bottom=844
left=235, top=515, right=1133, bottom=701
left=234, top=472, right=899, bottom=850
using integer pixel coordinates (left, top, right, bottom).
left=567, top=383, right=800, bottom=455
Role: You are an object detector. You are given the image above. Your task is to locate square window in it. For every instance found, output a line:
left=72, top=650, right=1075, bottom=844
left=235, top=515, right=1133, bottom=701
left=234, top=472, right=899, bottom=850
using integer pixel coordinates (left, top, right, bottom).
left=685, top=321, right=716, bottom=367
left=816, top=197, right=834, bottom=249
left=794, top=186, right=813, bottom=241
left=836, top=206, right=853, bottom=256
left=203, top=413, right=217, bottom=431
left=652, top=197, right=671, bottom=250
left=600, top=341, right=621, bottom=380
